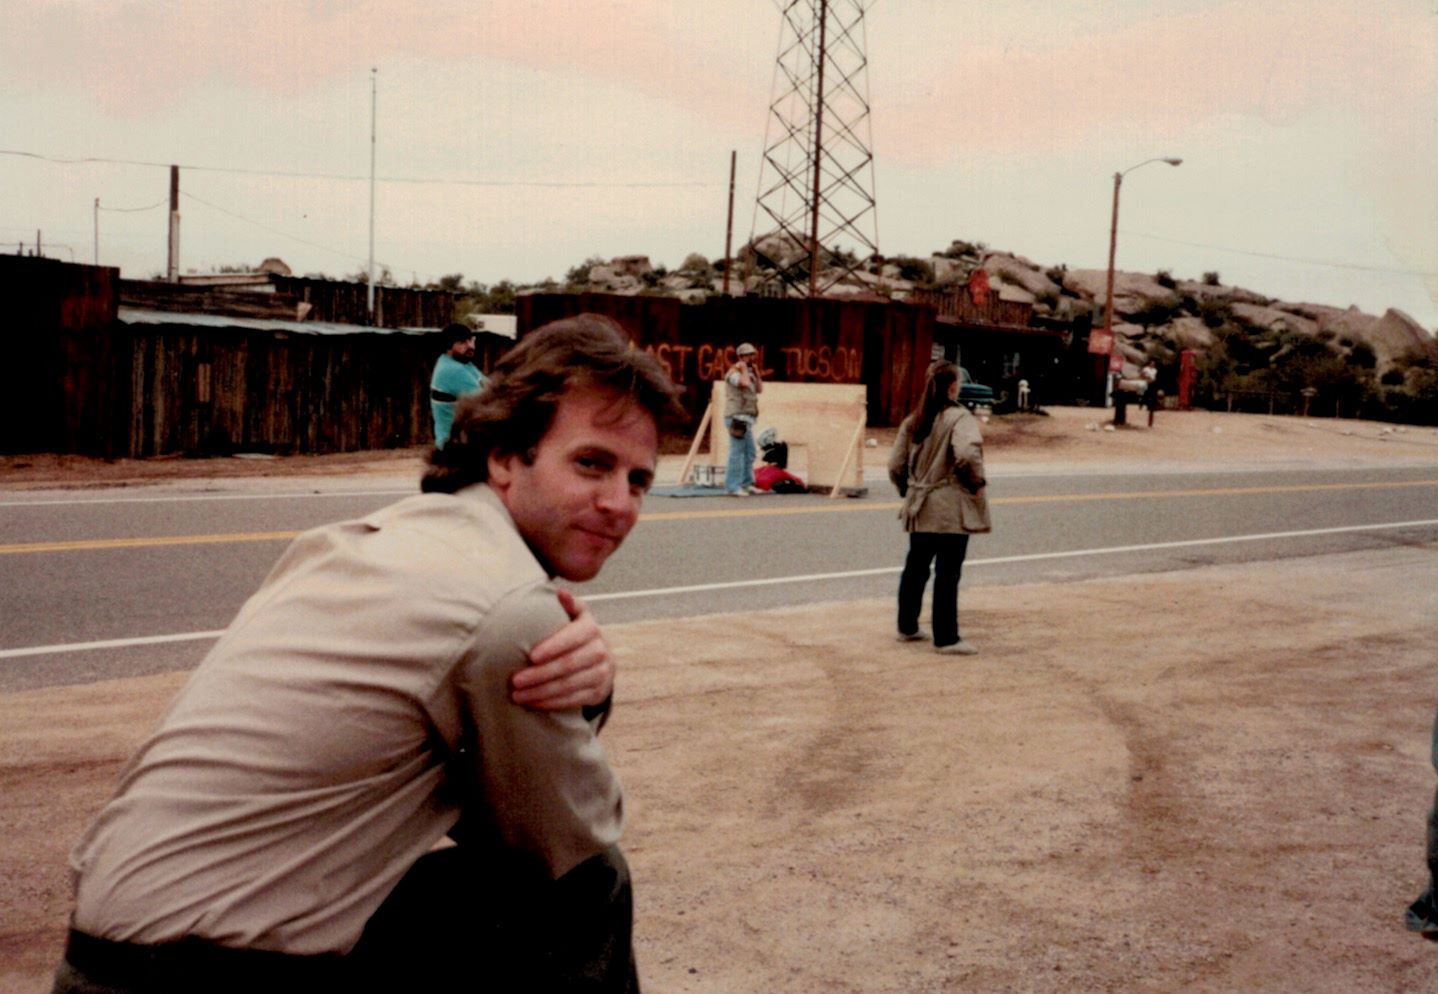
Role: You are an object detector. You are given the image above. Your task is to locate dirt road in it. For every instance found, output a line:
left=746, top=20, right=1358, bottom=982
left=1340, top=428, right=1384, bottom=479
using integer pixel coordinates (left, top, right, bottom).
left=4, top=409, right=1438, bottom=992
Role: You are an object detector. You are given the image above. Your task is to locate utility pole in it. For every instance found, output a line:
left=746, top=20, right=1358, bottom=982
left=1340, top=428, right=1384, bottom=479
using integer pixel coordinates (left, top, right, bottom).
left=723, top=150, right=737, bottom=295
left=367, top=67, right=378, bottom=322
left=167, top=165, right=180, bottom=282
left=93, top=198, right=99, bottom=265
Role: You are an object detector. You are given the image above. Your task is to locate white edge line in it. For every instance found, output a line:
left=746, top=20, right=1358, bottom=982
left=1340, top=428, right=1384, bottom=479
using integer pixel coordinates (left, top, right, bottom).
left=582, top=518, right=1438, bottom=602
left=1, top=630, right=228, bottom=660
left=0, top=490, right=417, bottom=508
left=6, top=518, right=1437, bottom=661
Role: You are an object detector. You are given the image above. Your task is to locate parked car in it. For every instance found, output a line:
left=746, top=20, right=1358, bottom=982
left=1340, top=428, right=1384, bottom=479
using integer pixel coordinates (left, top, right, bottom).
left=958, top=367, right=996, bottom=411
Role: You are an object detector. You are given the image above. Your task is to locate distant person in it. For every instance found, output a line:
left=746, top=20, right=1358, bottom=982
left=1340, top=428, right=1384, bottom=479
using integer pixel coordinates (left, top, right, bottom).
left=754, top=426, right=805, bottom=494
left=1405, top=706, right=1438, bottom=940
left=52, top=315, right=681, bottom=993
left=1017, top=378, right=1030, bottom=411
left=1141, top=359, right=1160, bottom=427
left=888, top=361, right=991, bottom=655
left=430, top=322, right=488, bottom=448
left=723, top=342, right=763, bottom=497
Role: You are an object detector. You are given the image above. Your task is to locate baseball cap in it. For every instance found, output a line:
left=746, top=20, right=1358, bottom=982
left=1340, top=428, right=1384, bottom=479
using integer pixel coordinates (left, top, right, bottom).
left=736, top=342, right=757, bottom=356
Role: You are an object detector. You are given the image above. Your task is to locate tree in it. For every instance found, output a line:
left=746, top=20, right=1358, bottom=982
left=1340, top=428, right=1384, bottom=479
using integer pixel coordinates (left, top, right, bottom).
left=564, top=256, right=607, bottom=285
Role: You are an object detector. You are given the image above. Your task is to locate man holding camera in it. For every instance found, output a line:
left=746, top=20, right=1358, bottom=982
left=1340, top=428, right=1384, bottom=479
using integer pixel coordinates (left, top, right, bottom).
left=723, top=342, right=763, bottom=497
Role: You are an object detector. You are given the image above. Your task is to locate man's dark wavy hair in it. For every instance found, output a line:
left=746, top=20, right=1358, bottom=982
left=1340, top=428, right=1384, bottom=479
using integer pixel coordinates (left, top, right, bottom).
left=422, top=313, right=683, bottom=494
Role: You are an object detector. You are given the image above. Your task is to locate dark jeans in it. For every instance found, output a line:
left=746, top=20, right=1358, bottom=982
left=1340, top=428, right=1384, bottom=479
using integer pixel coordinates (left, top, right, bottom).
left=897, top=532, right=970, bottom=647
left=54, top=845, right=638, bottom=994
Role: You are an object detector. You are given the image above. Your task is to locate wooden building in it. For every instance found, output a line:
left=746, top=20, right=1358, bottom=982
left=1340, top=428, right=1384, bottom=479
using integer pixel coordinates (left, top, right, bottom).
left=2, top=256, right=503, bottom=458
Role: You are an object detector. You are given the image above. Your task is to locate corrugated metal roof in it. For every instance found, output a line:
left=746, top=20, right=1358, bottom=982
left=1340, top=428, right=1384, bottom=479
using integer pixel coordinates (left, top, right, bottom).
left=118, top=307, right=441, bottom=337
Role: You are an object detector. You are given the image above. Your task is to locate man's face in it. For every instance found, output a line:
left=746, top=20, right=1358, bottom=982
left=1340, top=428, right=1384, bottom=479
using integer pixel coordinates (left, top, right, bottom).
left=487, top=386, right=658, bottom=582
left=449, top=335, right=476, bottom=361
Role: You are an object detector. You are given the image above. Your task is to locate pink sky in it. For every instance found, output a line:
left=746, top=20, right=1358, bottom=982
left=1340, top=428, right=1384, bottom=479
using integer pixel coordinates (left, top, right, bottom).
left=3, top=1, right=1434, bottom=326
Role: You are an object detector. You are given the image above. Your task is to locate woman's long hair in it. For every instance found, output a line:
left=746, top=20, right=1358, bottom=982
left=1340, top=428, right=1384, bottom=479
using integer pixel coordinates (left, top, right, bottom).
left=911, top=361, right=959, bottom=446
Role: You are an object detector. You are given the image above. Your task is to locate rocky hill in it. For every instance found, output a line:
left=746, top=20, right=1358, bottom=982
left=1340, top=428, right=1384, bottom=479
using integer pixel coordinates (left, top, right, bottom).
left=561, top=239, right=1435, bottom=377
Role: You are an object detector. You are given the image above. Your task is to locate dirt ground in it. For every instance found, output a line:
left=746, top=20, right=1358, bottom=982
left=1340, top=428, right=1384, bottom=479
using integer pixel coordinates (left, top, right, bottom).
left=4, top=408, right=1438, bottom=992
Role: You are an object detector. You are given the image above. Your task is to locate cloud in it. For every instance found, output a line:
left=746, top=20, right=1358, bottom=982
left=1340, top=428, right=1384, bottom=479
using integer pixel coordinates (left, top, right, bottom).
left=5, top=1, right=773, bottom=128
left=874, top=0, right=1437, bottom=164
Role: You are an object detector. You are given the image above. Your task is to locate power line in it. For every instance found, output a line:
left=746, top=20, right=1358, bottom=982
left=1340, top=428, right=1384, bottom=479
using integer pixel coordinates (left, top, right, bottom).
left=179, top=192, right=371, bottom=266
left=97, top=198, right=167, bottom=213
left=0, top=147, right=716, bottom=189
left=1126, top=230, right=1438, bottom=279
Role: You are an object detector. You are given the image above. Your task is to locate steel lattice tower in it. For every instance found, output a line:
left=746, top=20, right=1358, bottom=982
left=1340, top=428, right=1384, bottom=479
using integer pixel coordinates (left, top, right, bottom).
left=750, top=0, right=879, bottom=297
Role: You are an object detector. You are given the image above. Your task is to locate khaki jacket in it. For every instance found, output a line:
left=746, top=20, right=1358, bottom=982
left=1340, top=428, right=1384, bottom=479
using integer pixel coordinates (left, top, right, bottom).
left=888, top=405, right=992, bottom=534
left=70, top=485, right=622, bottom=955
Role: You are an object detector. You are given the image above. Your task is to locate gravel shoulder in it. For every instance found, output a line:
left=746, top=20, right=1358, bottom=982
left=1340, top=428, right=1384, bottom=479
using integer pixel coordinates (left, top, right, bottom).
left=3, top=409, right=1438, bottom=992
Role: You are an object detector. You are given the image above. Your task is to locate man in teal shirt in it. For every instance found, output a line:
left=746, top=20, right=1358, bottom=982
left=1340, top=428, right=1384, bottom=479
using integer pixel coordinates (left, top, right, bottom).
left=431, top=323, right=488, bottom=448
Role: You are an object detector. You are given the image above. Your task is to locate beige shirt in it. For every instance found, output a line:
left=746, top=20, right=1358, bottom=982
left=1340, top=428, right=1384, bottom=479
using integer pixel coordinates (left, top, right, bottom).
left=70, top=484, right=623, bottom=955
left=887, top=406, right=992, bottom=534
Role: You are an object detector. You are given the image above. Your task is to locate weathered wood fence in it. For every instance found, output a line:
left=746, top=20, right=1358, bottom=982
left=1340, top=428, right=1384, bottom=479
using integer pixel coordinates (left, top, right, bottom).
left=2, top=256, right=505, bottom=458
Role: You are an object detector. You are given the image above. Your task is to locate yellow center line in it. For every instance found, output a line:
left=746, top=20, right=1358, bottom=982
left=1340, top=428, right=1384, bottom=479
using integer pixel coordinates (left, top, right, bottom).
left=2, top=531, right=302, bottom=555
left=4, top=478, right=1436, bottom=554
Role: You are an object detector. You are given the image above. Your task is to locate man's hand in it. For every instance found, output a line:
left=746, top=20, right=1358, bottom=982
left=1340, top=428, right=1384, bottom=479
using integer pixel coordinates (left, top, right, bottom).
left=511, top=588, right=616, bottom=710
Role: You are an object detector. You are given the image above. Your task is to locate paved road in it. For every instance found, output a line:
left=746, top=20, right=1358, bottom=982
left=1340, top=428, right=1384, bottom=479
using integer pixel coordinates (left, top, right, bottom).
left=3, top=465, right=1437, bottom=691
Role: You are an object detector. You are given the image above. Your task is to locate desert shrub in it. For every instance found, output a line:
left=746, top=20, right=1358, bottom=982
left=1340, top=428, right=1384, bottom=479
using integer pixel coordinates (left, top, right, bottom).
left=1202, top=271, right=1221, bottom=286
left=1132, top=298, right=1180, bottom=327
left=1155, top=269, right=1177, bottom=289
left=941, top=240, right=984, bottom=259
left=889, top=255, right=935, bottom=284
left=1044, top=264, right=1067, bottom=284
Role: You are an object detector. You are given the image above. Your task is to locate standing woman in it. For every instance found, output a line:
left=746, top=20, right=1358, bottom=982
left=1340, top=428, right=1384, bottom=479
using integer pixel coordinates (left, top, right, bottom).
left=888, top=361, right=991, bottom=654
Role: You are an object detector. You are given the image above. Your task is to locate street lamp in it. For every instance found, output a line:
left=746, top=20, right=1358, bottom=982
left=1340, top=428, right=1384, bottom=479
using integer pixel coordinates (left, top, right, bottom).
left=1100, top=156, right=1182, bottom=405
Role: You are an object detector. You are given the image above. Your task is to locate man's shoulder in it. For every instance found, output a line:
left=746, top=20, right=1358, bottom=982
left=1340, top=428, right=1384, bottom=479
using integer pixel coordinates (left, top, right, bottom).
left=359, top=488, right=546, bottom=595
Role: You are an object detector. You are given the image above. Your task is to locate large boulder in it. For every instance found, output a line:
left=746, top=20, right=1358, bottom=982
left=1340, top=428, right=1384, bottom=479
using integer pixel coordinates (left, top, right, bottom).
left=609, top=255, right=653, bottom=278
left=1367, top=309, right=1434, bottom=364
left=1065, top=269, right=1181, bottom=317
left=1174, top=280, right=1270, bottom=307
left=1230, top=302, right=1318, bottom=336
left=980, top=251, right=1060, bottom=300
left=990, top=276, right=1036, bottom=305
left=743, top=231, right=808, bottom=268
left=586, top=265, right=642, bottom=293
left=931, top=255, right=973, bottom=285
left=1166, top=316, right=1216, bottom=350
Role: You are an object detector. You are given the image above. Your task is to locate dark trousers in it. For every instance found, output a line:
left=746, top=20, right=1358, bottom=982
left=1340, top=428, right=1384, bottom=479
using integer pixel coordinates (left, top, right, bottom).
left=352, top=843, right=638, bottom=992
left=897, top=532, right=970, bottom=647
left=53, top=845, right=638, bottom=994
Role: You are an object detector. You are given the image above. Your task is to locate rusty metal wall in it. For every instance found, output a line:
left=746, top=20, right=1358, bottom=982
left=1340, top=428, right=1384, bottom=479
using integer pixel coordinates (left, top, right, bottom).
left=516, top=292, right=935, bottom=428
left=1, top=256, right=119, bottom=455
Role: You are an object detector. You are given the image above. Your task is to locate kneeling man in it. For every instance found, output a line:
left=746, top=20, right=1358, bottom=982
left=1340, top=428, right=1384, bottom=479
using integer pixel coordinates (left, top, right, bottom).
left=54, top=314, right=680, bottom=993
